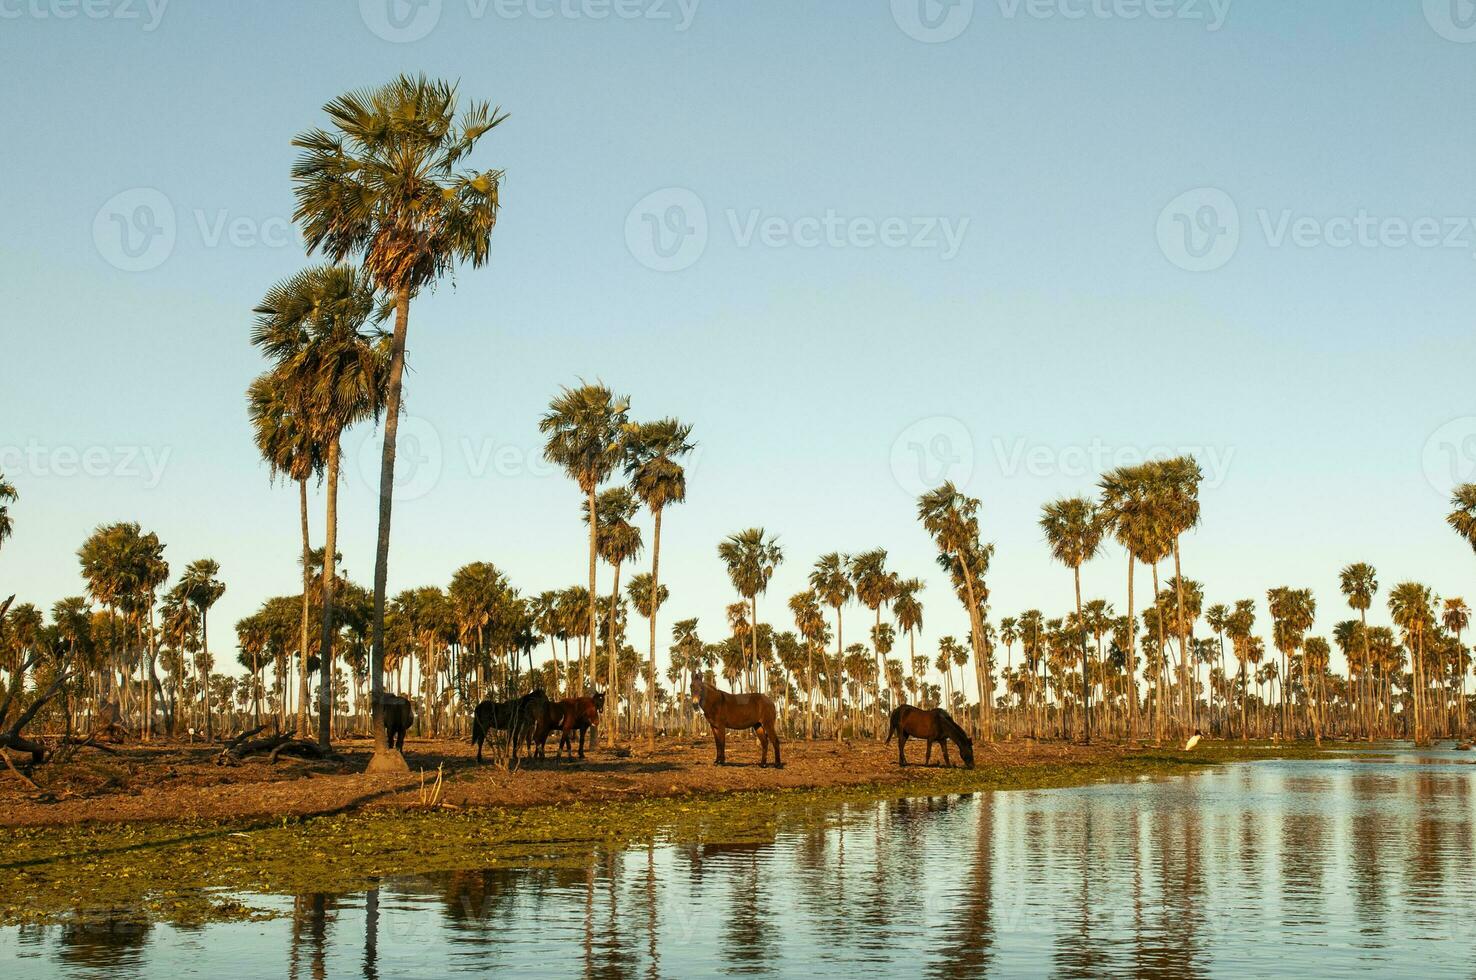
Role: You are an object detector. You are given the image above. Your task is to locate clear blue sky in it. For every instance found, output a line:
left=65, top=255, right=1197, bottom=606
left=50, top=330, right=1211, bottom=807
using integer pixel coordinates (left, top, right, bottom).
left=4, top=1, right=1476, bottom=684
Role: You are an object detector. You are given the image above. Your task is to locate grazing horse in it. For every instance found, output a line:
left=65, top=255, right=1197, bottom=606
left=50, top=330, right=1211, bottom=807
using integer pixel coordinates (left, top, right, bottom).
left=534, top=691, right=605, bottom=760
left=380, top=693, right=415, bottom=752
left=472, top=689, right=549, bottom=766
left=887, top=705, right=974, bottom=769
left=690, top=676, right=781, bottom=768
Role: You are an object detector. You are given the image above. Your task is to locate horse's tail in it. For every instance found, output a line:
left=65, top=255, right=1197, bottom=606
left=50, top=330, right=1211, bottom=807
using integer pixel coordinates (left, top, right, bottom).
left=886, top=706, right=902, bottom=743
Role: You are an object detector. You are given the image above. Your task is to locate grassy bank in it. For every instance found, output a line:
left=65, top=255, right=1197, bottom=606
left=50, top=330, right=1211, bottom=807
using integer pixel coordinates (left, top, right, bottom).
left=2, top=741, right=1320, bottom=927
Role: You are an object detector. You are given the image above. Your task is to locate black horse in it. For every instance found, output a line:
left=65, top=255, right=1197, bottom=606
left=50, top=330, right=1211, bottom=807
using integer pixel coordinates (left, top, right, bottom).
left=380, top=693, right=414, bottom=752
left=886, top=704, right=974, bottom=769
left=472, top=689, right=549, bottom=766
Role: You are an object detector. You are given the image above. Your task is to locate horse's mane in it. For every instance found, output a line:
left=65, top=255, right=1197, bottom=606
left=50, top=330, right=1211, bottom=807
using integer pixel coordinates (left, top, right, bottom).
left=935, top=709, right=972, bottom=745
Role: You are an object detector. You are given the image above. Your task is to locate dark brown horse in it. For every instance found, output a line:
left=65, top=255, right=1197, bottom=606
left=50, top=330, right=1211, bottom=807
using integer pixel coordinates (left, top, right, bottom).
left=690, top=676, right=781, bottom=767
left=472, top=689, right=548, bottom=766
left=533, top=691, right=605, bottom=759
left=887, top=705, right=974, bottom=768
left=380, top=693, right=415, bottom=752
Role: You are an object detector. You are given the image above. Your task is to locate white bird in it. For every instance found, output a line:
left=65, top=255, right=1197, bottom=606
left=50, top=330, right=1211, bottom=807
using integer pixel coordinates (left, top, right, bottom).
left=1183, top=730, right=1203, bottom=751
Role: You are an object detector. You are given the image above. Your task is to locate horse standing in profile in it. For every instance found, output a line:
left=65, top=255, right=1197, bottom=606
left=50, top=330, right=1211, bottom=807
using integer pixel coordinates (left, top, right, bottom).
left=887, top=705, right=974, bottom=769
left=472, top=689, right=549, bottom=767
left=690, top=676, right=781, bottom=768
left=533, top=691, right=605, bottom=760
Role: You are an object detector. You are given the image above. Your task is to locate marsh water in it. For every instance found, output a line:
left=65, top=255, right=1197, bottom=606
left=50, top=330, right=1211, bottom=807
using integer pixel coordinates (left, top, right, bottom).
left=4, top=746, right=1475, bottom=978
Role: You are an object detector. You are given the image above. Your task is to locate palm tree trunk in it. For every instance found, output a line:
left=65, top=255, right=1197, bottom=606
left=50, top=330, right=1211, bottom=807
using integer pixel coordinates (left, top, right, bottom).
left=1173, top=540, right=1189, bottom=737
left=646, top=508, right=663, bottom=746
left=833, top=606, right=844, bottom=742
left=298, top=478, right=312, bottom=737
left=1126, top=553, right=1138, bottom=744
left=368, top=288, right=411, bottom=770
left=200, top=609, right=213, bottom=741
left=316, top=439, right=341, bottom=748
left=1074, top=566, right=1090, bottom=744
left=607, top=561, right=622, bottom=746
left=587, top=485, right=599, bottom=695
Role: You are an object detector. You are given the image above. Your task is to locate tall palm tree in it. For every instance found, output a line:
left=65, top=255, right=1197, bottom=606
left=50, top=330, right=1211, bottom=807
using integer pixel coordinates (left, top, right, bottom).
left=624, top=418, right=694, bottom=743
left=1039, top=496, right=1105, bottom=743
left=1154, top=457, right=1203, bottom=734
left=1339, top=562, right=1378, bottom=740
left=893, top=578, right=925, bottom=706
left=849, top=549, right=898, bottom=739
left=1225, top=599, right=1255, bottom=739
left=789, top=588, right=829, bottom=737
left=1205, top=603, right=1228, bottom=734
left=0, top=471, right=16, bottom=553
left=1442, top=597, right=1470, bottom=737
left=1388, top=581, right=1435, bottom=745
left=292, top=75, right=507, bottom=770
left=247, top=368, right=323, bottom=738
left=626, top=571, right=668, bottom=729
left=588, top=486, right=642, bottom=739
left=718, top=529, right=783, bottom=693
left=1100, top=463, right=1173, bottom=743
left=918, top=482, right=994, bottom=739
left=809, top=553, right=853, bottom=739
left=1267, top=586, right=1317, bottom=742
left=179, top=559, right=225, bottom=740
left=253, top=264, right=390, bottom=747
left=542, top=383, right=630, bottom=695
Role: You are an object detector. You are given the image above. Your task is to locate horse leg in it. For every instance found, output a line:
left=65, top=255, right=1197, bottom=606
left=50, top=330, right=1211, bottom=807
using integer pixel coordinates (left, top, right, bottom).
left=898, top=732, right=907, bottom=767
left=941, top=739, right=952, bottom=768
left=924, top=739, right=933, bottom=766
left=578, top=726, right=587, bottom=759
left=770, top=725, right=782, bottom=768
left=714, top=728, right=726, bottom=765
left=759, top=730, right=769, bottom=768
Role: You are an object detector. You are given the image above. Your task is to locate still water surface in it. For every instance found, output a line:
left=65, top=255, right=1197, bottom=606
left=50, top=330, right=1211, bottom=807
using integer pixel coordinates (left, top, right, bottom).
left=4, top=747, right=1475, bottom=978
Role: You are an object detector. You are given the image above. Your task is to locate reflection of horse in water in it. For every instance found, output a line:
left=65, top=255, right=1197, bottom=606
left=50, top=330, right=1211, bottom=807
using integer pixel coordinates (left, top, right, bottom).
left=887, top=705, right=974, bottom=769
left=690, top=676, right=781, bottom=767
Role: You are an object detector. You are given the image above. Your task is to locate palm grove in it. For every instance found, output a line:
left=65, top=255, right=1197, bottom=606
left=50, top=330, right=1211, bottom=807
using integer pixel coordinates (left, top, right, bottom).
left=4, top=78, right=1476, bottom=763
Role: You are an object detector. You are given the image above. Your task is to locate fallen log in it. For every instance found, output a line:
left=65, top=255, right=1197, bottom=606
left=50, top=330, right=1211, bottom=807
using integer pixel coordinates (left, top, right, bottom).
left=216, top=731, right=293, bottom=765
left=268, top=740, right=343, bottom=764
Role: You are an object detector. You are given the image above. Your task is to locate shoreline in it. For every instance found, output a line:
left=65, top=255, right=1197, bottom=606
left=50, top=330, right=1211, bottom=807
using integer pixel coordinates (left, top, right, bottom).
left=2, top=738, right=1325, bottom=927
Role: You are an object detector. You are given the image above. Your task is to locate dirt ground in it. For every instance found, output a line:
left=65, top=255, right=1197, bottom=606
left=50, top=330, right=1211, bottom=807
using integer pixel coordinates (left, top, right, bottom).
left=0, top=731, right=1123, bottom=829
